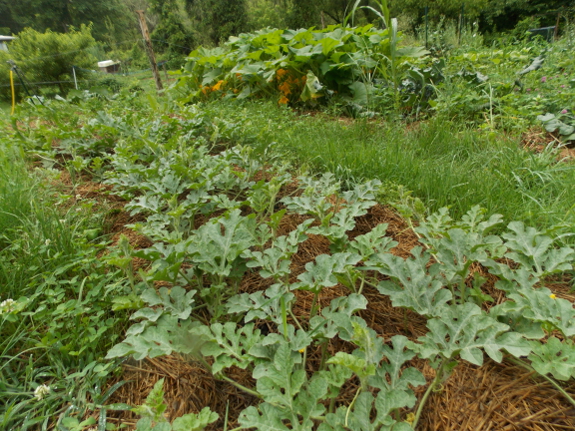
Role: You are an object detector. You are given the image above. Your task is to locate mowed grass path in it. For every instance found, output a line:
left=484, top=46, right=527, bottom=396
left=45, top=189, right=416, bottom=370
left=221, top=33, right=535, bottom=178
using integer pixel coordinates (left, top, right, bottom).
left=209, top=101, right=575, bottom=234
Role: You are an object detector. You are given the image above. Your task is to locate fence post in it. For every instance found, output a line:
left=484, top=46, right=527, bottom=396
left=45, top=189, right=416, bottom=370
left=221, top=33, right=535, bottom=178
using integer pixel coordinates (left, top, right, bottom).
left=72, top=66, right=78, bottom=90
left=162, top=63, right=170, bottom=84
left=136, top=10, right=163, bottom=93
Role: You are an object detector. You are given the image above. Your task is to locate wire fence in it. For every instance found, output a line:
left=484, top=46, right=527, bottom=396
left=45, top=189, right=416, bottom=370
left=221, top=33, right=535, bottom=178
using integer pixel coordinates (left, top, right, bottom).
left=1, top=37, right=176, bottom=98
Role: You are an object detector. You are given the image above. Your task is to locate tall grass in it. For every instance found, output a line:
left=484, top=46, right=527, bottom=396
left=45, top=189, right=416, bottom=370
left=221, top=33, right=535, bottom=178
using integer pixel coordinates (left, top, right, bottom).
left=0, top=149, right=83, bottom=297
left=0, top=143, right=127, bottom=429
left=206, top=100, right=575, bottom=233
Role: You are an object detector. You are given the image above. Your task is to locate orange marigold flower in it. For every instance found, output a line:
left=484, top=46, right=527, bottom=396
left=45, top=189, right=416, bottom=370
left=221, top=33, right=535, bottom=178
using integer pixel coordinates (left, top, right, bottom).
left=278, top=81, right=291, bottom=95
left=212, top=80, right=224, bottom=91
left=276, top=68, right=288, bottom=79
left=278, top=96, right=289, bottom=105
left=201, top=86, right=210, bottom=95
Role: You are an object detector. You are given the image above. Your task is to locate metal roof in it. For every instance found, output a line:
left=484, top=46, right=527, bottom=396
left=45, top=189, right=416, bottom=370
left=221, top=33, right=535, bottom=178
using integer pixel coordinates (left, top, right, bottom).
left=0, top=36, right=16, bottom=41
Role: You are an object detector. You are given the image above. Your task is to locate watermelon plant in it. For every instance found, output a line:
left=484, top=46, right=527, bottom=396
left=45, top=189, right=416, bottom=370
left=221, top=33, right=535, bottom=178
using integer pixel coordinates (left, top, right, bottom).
left=5, top=90, right=575, bottom=430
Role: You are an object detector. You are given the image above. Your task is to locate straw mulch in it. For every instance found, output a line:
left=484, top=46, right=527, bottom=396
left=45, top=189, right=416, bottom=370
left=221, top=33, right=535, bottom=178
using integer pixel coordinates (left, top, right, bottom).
left=522, top=127, right=575, bottom=160
left=416, top=359, right=575, bottom=430
left=103, top=203, right=575, bottom=430
left=104, top=355, right=257, bottom=430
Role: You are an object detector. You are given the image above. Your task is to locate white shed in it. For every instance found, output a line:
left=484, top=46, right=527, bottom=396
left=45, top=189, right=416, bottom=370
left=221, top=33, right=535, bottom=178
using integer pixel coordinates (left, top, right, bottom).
left=0, top=35, right=16, bottom=52
left=97, top=60, right=121, bottom=74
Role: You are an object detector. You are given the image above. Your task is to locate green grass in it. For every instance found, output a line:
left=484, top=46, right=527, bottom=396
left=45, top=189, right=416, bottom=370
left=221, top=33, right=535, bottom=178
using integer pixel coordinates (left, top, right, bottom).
left=0, top=143, right=128, bottom=429
left=0, top=100, right=11, bottom=113
left=203, top=100, right=575, bottom=234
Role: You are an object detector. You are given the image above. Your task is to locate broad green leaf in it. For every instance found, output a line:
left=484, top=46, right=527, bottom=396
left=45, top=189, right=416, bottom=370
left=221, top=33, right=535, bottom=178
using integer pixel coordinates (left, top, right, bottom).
left=529, top=337, right=575, bottom=381
left=291, top=374, right=329, bottom=428
left=374, top=248, right=451, bottom=317
left=227, top=284, right=294, bottom=324
left=369, top=336, right=425, bottom=392
left=295, top=254, right=340, bottom=293
left=201, top=68, right=223, bottom=86
left=320, top=389, right=414, bottom=431
left=309, top=293, right=368, bottom=340
left=140, top=286, right=196, bottom=320
left=253, top=342, right=305, bottom=407
left=327, top=352, right=376, bottom=381
left=238, top=404, right=290, bottom=431
left=413, top=303, right=531, bottom=366
left=300, top=70, right=324, bottom=102
left=348, top=81, right=371, bottom=106
left=499, top=287, right=575, bottom=337
left=350, top=223, right=396, bottom=260
left=396, top=46, right=429, bottom=58
left=199, top=322, right=263, bottom=374
left=107, top=317, right=202, bottom=360
left=187, top=209, right=258, bottom=278
left=320, top=37, right=343, bottom=56
left=503, top=222, right=574, bottom=276
left=172, top=407, right=219, bottom=431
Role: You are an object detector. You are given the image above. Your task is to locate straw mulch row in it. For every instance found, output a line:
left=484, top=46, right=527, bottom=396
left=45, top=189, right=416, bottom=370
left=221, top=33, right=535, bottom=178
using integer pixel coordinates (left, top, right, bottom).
left=100, top=200, right=575, bottom=431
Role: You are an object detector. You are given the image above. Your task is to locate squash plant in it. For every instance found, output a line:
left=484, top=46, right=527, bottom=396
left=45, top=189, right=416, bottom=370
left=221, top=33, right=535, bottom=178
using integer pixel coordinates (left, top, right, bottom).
left=176, top=24, right=428, bottom=111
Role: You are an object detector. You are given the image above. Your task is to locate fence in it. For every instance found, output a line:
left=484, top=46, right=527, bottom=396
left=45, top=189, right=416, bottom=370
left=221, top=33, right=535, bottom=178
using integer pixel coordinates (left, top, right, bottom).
left=419, top=3, right=575, bottom=49
left=1, top=37, right=180, bottom=106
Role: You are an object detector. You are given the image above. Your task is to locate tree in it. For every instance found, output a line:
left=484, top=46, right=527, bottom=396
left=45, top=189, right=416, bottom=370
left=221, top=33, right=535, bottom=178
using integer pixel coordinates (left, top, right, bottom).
left=287, top=0, right=320, bottom=28
left=184, top=0, right=248, bottom=45
left=480, top=0, right=574, bottom=31
left=148, top=0, right=194, bottom=66
left=0, top=0, right=135, bottom=42
left=388, top=0, right=489, bottom=24
left=246, top=0, right=289, bottom=31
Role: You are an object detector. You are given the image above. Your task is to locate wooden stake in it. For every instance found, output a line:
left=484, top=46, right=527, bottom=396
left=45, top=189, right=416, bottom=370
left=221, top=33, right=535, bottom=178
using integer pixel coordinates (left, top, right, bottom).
left=163, top=62, right=170, bottom=84
left=136, top=10, right=163, bottom=93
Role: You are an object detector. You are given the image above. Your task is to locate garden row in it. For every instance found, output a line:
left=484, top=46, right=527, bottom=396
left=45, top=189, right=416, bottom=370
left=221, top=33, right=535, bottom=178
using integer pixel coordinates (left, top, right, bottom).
left=2, top=90, right=575, bottom=429
left=177, top=23, right=575, bottom=140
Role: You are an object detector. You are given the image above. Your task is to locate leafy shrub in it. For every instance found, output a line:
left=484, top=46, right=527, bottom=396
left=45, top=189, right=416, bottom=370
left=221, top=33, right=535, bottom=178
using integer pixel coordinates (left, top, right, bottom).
left=0, top=25, right=97, bottom=101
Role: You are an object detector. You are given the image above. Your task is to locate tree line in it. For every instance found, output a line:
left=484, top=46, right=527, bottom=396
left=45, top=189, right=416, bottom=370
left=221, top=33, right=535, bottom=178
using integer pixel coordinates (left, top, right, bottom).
left=1, top=0, right=572, bottom=48
left=0, top=0, right=572, bottom=100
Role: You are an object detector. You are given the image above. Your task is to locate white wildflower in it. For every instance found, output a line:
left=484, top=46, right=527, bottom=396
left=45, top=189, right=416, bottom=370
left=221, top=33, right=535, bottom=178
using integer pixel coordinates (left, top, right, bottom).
left=0, top=298, right=15, bottom=313
left=34, top=384, right=51, bottom=400
left=44, top=239, right=51, bottom=246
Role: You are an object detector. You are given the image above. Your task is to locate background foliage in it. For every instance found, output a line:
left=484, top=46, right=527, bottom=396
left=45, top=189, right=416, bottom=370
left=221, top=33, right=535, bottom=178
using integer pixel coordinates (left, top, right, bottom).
left=0, top=25, right=97, bottom=100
